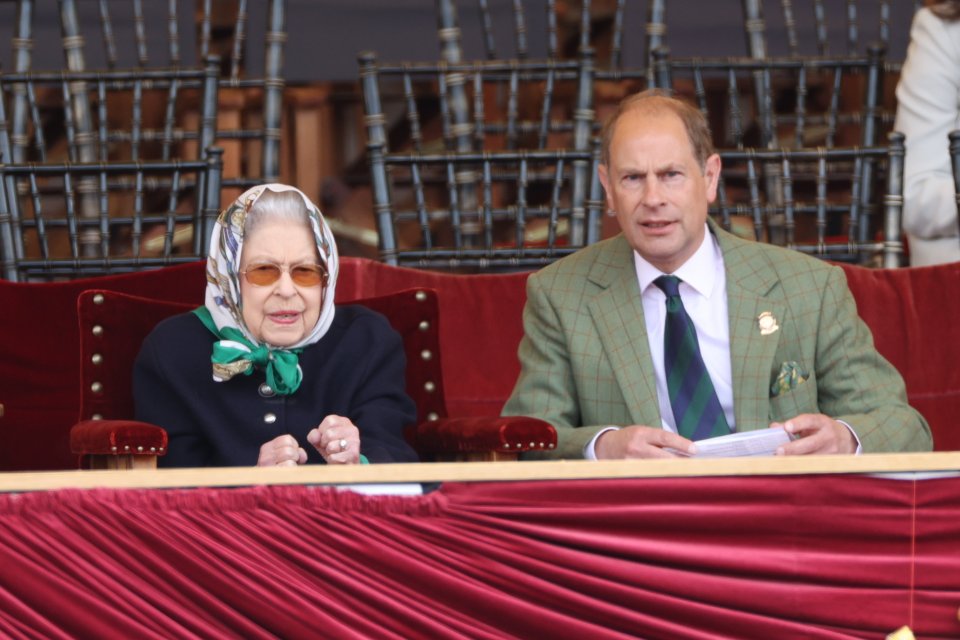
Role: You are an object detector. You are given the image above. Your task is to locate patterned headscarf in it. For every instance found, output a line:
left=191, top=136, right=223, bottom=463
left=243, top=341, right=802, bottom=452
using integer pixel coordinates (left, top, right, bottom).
left=195, top=184, right=339, bottom=395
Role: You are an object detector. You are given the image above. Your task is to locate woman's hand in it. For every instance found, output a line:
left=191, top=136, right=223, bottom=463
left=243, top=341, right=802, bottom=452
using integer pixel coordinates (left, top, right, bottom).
left=307, top=414, right=361, bottom=464
left=257, top=434, right=307, bottom=467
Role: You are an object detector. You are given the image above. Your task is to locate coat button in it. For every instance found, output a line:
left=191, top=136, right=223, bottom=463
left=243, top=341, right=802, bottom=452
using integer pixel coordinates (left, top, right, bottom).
left=263, top=413, right=277, bottom=424
left=258, top=383, right=275, bottom=397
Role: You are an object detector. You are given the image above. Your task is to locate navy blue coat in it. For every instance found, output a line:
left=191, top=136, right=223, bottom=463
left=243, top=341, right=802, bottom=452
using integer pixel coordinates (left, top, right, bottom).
left=134, top=305, right=420, bottom=467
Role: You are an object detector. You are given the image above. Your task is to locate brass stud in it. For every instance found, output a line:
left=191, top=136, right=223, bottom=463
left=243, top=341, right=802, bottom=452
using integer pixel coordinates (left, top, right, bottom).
left=529, top=442, right=535, bottom=448
left=91, top=353, right=103, bottom=366
left=418, top=320, right=430, bottom=332
left=92, top=414, right=102, bottom=420
left=123, top=445, right=130, bottom=451
left=548, top=443, right=555, bottom=448
left=136, top=446, right=144, bottom=453
left=426, top=412, right=439, bottom=421
left=424, top=381, right=435, bottom=393
left=93, top=293, right=105, bottom=305
left=150, top=447, right=156, bottom=453
left=420, top=349, right=432, bottom=361
left=92, top=325, right=104, bottom=337
left=415, top=291, right=427, bottom=302
left=503, top=442, right=511, bottom=449
left=539, top=442, right=545, bottom=448
left=110, top=446, right=117, bottom=452
left=158, top=447, right=165, bottom=453
left=90, top=381, right=103, bottom=394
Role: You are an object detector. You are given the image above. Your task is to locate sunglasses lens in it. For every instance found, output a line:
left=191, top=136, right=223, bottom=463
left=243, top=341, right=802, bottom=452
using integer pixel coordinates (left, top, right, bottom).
left=244, top=264, right=283, bottom=285
left=243, top=263, right=326, bottom=287
left=291, top=265, right=326, bottom=286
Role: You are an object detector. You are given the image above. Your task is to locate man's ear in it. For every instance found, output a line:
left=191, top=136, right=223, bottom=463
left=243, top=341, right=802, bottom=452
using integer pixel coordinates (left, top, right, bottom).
left=703, top=154, right=721, bottom=203
left=598, top=163, right=613, bottom=210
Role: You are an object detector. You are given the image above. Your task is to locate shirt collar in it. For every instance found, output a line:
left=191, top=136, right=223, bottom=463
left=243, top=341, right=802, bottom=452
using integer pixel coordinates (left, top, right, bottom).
left=634, top=223, right=719, bottom=298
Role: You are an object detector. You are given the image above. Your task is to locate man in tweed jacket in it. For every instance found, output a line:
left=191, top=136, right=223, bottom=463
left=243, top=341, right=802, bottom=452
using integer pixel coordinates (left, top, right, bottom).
left=503, top=90, right=932, bottom=459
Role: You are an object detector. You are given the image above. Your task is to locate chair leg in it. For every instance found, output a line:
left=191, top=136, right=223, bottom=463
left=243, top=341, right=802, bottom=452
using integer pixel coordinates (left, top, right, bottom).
left=87, top=454, right=158, bottom=470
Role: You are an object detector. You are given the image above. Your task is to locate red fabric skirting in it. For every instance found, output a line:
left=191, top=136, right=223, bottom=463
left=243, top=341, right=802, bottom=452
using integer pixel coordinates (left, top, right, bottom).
left=0, top=475, right=958, bottom=639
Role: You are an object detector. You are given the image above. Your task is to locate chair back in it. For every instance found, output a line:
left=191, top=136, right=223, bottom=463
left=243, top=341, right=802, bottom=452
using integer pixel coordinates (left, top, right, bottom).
left=437, top=0, right=667, bottom=72
left=713, top=132, right=905, bottom=267
left=651, top=45, right=886, bottom=150
left=77, top=286, right=447, bottom=432
left=740, top=0, right=923, bottom=60
left=0, top=58, right=220, bottom=164
left=358, top=49, right=595, bottom=154
left=54, top=0, right=286, bottom=193
left=951, top=130, right=960, bottom=222
left=0, top=148, right=223, bottom=281
left=359, top=49, right=603, bottom=270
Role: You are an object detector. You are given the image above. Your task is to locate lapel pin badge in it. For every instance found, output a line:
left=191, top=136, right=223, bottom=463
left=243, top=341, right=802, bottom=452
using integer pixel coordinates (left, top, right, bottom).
left=758, top=311, right=779, bottom=336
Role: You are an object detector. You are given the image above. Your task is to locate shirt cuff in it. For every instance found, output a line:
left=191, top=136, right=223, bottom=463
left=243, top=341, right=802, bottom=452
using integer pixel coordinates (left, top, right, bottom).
left=583, top=426, right=620, bottom=460
left=836, top=419, right=862, bottom=455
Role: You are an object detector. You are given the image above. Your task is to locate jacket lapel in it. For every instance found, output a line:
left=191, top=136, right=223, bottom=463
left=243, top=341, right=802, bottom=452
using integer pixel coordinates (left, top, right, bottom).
left=587, top=236, right=662, bottom=427
left=714, top=223, right=785, bottom=431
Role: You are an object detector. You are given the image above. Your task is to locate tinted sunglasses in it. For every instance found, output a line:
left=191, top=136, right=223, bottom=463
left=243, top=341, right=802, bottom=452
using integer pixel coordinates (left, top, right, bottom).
left=241, top=262, right=328, bottom=287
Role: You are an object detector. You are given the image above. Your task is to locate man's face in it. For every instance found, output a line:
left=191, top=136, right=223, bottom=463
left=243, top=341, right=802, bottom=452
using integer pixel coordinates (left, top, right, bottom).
left=598, top=108, right=721, bottom=273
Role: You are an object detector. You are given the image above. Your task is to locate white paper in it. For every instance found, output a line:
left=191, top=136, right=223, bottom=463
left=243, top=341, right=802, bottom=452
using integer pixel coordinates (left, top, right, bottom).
left=671, top=427, right=793, bottom=458
left=336, top=483, right=424, bottom=496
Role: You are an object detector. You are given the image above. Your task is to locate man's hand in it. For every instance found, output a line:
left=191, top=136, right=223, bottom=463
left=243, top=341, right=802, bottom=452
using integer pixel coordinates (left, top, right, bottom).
left=771, top=414, right=857, bottom=455
left=595, top=425, right=697, bottom=459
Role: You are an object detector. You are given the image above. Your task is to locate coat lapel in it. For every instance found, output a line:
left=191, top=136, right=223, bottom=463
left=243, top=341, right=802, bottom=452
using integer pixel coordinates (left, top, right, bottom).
left=587, top=236, right=662, bottom=427
left=714, top=223, right=785, bottom=431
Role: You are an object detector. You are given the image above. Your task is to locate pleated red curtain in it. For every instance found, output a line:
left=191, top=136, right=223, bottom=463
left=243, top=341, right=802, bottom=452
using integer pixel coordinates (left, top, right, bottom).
left=0, top=476, right=957, bottom=639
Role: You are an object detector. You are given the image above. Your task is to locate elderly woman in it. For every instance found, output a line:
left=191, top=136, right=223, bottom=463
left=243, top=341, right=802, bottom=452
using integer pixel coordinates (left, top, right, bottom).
left=134, top=184, right=419, bottom=467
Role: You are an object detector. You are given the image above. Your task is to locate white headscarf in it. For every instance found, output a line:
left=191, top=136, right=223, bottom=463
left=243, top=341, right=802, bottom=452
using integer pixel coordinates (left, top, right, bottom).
left=198, top=184, right=339, bottom=392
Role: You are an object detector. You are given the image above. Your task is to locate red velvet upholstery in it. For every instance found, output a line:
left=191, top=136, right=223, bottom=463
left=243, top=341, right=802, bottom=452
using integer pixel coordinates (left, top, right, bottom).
left=70, top=286, right=556, bottom=463
left=839, top=262, right=960, bottom=451
left=69, top=419, right=168, bottom=457
left=335, top=259, right=531, bottom=418
left=0, top=262, right=207, bottom=471
left=3, top=255, right=958, bottom=472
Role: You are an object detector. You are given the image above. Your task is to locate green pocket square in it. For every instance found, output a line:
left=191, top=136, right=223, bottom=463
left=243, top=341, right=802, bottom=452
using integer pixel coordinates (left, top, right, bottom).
left=771, top=361, right=809, bottom=397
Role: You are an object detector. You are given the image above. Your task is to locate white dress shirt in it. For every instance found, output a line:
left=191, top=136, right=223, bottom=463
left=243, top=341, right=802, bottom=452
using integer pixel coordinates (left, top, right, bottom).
left=636, top=228, right=733, bottom=433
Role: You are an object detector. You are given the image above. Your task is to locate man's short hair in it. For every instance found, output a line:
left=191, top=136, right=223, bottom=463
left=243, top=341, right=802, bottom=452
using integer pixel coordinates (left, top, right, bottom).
left=600, top=89, right=716, bottom=169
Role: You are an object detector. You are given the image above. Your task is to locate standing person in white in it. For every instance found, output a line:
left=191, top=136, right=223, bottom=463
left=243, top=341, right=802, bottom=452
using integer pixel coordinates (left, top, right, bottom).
left=895, top=1, right=960, bottom=266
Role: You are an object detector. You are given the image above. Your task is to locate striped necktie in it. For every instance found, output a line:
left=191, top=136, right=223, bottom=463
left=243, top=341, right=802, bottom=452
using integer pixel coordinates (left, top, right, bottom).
left=654, top=275, right=731, bottom=441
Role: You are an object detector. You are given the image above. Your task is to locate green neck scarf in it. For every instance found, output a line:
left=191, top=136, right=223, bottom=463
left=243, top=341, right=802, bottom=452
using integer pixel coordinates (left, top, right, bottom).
left=193, top=307, right=303, bottom=396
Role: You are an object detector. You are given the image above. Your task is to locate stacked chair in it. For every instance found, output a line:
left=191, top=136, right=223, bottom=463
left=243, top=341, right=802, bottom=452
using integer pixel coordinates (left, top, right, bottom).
left=0, top=60, right=223, bottom=280
left=359, top=1, right=920, bottom=270
left=358, top=46, right=602, bottom=269
left=740, top=0, right=925, bottom=60
left=0, top=0, right=293, bottom=280
left=640, top=1, right=918, bottom=267
left=359, top=0, right=675, bottom=270
left=55, top=0, right=286, bottom=196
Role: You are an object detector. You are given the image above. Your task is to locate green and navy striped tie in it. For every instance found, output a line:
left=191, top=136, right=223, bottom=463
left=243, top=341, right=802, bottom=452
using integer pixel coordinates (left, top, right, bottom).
left=654, top=275, right=731, bottom=441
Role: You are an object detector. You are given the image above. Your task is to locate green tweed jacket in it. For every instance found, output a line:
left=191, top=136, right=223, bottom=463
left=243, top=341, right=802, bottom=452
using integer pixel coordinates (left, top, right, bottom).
left=503, top=221, right=933, bottom=458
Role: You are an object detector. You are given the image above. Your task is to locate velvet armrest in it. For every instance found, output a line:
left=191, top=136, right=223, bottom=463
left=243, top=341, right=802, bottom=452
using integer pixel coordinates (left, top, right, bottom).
left=70, top=419, right=168, bottom=459
left=412, top=416, right=556, bottom=460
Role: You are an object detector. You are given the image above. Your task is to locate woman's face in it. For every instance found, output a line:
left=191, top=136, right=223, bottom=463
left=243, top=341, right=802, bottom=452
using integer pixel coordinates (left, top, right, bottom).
left=239, top=218, right=324, bottom=347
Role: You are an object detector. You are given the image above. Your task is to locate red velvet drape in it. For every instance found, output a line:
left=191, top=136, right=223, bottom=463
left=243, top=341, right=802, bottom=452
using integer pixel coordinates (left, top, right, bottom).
left=0, top=476, right=958, bottom=638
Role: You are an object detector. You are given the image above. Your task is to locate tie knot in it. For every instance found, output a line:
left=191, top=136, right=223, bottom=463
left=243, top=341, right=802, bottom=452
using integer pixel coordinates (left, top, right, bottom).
left=654, top=275, right=682, bottom=298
